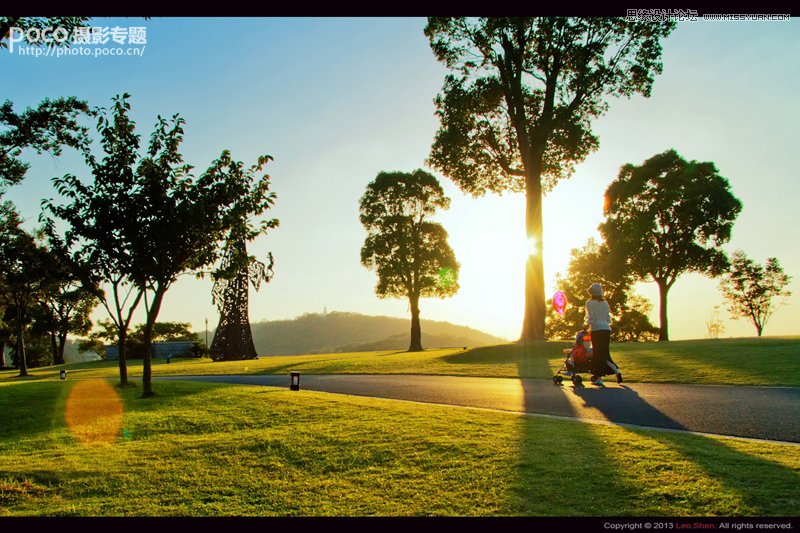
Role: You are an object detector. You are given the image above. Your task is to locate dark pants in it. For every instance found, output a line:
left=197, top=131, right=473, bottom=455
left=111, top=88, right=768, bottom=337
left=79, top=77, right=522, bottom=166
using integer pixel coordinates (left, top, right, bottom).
left=590, top=329, right=613, bottom=379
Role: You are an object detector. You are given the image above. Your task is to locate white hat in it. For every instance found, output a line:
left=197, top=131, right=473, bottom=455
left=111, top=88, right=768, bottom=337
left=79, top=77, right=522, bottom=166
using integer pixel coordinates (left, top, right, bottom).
left=588, top=283, right=603, bottom=297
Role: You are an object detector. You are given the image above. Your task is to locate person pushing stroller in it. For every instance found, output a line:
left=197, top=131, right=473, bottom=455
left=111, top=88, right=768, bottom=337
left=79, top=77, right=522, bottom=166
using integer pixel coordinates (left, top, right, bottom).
left=585, top=283, right=622, bottom=386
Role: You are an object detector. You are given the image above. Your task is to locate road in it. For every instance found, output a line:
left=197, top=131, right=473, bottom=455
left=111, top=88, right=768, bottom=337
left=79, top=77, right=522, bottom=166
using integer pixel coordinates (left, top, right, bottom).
left=157, top=374, right=800, bottom=444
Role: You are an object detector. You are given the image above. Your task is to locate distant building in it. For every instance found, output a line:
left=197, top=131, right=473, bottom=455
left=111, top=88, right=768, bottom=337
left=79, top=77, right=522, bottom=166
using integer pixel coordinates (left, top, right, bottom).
left=105, top=341, right=197, bottom=360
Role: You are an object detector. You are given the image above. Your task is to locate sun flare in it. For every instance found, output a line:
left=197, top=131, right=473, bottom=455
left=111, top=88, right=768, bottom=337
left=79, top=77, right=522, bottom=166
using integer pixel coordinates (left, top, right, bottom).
left=64, top=379, right=124, bottom=445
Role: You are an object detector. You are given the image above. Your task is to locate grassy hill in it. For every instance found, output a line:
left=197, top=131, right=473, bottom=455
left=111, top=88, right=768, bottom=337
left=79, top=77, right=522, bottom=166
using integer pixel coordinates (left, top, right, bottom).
left=248, top=311, right=506, bottom=355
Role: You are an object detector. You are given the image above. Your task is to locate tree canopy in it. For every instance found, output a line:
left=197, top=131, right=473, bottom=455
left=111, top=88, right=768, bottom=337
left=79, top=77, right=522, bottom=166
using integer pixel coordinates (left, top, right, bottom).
left=360, top=169, right=459, bottom=351
left=600, top=149, right=742, bottom=341
left=425, top=17, right=676, bottom=341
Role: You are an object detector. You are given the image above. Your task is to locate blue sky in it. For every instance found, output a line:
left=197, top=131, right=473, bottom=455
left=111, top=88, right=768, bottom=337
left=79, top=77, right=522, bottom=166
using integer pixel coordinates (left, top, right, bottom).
left=4, top=17, right=799, bottom=341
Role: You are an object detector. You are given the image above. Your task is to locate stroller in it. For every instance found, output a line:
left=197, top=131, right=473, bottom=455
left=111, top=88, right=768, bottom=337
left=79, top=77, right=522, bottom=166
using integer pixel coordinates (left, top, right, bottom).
left=553, top=330, right=593, bottom=386
left=552, top=330, right=623, bottom=386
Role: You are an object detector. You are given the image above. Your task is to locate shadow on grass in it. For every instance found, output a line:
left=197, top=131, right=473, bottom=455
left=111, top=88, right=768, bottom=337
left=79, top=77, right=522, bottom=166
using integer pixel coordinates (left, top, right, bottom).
left=570, top=380, right=800, bottom=515
left=443, top=342, right=563, bottom=379
left=0, top=381, right=69, bottom=446
left=513, top=344, right=640, bottom=515
left=650, top=430, right=800, bottom=515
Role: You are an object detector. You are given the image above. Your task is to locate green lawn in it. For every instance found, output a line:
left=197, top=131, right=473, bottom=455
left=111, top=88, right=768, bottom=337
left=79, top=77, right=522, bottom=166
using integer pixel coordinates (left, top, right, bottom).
left=4, top=336, right=799, bottom=386
left=1, top=378, right=798, bottom=516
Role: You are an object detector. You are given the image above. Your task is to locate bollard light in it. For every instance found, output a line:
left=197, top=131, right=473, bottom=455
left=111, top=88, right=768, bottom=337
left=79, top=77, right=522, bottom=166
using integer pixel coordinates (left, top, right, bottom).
left=290, top=371, right=300, bottom=391
left=60, top=370, right=66, bottom=380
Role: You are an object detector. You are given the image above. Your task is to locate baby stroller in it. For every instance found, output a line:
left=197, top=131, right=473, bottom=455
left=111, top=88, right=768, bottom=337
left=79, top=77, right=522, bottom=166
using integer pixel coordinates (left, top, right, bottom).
left=552, top=330, right=593, bottom=386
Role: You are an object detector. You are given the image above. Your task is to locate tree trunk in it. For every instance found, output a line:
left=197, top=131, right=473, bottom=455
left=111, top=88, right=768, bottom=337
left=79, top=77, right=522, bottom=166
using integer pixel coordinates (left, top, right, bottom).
left=50, top=331, right=61, bottom=365
left=0, top=340, right=6, bottom=367
left=141, top=288, right=166, bottom=398
left=16, top=307, right=28, bottom=377
left=117, top=328, right=129, bottom=387
left=656, top=279, right=670, bottom=342
left=57, top=332, right=68, bottom=365
left=756, top=324, right=763, bottom=337
left=520, top=160, right=546, bottom=342
left=408, top=293, right=423, bottom=352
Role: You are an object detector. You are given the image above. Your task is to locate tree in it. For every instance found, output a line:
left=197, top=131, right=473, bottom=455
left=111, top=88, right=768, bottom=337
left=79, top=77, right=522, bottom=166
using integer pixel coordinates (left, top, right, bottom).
left=30, top=280, right=95, bottom=365
left=545, top=238, right=658, bottom=342
left=719, top=251, right=792, bottom=337
left=0, top=204, right=57, bottom=376
left=44, top=94, right=147, bottom=387
left=600, top=149, right=742, bottom=341
left=359, top=170, right=460, bottom=352
left=425, top=17, right=675, bottom=342
left=129, top=145, right=278, bottom=396
left=1, top=97, right=91, bottom=190
left=705, top=305, right=725, bottom=339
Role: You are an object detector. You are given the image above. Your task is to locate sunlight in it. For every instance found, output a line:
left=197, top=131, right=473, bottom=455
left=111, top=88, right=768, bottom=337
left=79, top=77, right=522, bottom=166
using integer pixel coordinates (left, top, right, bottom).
left=64, top=379, right=124, bottom=445
left=526, top=236, right=538, bottom=257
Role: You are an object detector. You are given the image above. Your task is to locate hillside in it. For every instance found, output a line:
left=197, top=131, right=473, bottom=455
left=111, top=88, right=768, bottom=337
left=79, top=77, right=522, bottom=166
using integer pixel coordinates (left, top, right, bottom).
left=247, top=311, right=506, bottom=355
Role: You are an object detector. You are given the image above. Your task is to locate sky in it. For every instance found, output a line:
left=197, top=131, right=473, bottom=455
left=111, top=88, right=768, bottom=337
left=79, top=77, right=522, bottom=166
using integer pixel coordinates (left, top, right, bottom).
left=3, top=17, right=799, bottom=342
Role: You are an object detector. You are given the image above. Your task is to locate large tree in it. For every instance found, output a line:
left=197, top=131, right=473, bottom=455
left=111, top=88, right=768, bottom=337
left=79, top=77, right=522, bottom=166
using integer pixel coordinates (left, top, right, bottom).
left=719, top=251, right=792, bottom=337
left=546, top=238, right=658, bottom=342
left=359, top=170, right=460, bottom=352
left=600, top=149, right=742, bottom=341
left=425, top=17, right=675, bottom=342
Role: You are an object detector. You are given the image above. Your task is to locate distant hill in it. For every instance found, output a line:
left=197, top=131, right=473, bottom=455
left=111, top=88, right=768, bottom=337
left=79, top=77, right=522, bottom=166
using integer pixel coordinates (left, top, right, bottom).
left=246, top=311, right=506, bottom=355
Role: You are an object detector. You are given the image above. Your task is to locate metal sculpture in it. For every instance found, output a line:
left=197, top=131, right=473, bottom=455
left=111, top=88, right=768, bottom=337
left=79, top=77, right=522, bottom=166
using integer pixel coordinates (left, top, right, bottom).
left=209, top=239, right=274, bottom=361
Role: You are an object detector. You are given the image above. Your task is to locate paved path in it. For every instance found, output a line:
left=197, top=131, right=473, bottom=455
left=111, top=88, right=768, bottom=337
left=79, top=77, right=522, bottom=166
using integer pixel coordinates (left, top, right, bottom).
left=158, top=374, right=800, bottom=444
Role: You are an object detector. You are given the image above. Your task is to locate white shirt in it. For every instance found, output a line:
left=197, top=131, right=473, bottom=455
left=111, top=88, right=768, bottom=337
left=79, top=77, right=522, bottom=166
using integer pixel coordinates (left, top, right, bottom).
left=585, top=299, right=612, bottom=332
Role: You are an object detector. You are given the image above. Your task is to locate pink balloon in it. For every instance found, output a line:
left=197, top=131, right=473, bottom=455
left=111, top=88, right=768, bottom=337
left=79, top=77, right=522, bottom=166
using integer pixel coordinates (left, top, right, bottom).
left=553, top=291, right=568, bottom=316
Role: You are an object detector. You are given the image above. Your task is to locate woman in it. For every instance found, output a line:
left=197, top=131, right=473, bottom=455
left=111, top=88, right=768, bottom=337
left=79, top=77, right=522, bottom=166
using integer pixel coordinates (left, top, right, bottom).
left=585, top=283, right=622, bottom=386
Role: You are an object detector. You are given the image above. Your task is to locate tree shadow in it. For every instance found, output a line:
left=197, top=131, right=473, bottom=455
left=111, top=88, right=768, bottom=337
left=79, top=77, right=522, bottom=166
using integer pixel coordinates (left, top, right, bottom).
left=570, top=383, right=800, bottom=515
left=571, top=385, right=688, bottom=431
left=512, top=344, right=641, bottom=515
left=0, top=381, right=70, bottom=446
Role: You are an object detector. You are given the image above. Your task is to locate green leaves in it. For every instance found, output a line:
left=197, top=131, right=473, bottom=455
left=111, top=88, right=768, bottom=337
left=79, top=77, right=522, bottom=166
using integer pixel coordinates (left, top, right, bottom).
left=601, top=149, right=742, bottom=285
left=359, top=170, right=459, bottom=300
left=0, top=97, right=93, bottom=190
left=426, top=17, right=676, bottom=195
left=719, top=251, right=792, bottom=336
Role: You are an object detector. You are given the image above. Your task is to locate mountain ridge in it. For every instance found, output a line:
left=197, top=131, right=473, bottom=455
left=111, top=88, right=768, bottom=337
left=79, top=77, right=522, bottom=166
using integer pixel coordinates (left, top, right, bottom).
left=246, top=311, right=507, bottom=356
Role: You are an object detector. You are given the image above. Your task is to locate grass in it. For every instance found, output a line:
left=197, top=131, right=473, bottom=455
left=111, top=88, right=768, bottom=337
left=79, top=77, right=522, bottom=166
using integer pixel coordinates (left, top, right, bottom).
left=0, top=378, right=798, bottom=516
left=3, top=336, right=799, bottom=386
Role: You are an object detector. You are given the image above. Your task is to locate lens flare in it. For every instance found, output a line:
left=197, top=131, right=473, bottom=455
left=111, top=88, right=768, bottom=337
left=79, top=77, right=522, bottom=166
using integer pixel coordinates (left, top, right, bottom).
left=64, top=380, right=124, bottom=445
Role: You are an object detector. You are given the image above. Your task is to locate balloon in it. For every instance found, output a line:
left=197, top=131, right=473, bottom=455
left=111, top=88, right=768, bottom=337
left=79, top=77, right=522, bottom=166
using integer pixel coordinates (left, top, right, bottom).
left=552, top=290, right=567, bottom=315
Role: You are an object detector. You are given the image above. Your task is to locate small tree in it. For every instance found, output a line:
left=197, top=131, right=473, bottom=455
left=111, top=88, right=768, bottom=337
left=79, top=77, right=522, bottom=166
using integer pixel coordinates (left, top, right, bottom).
left=360, top=170, right=460, bottom=352
left=719, top=251, right=791, bottom=337
left=600, top=149, right=742, bottom=341
left=705, top=305, right=725, bottom=340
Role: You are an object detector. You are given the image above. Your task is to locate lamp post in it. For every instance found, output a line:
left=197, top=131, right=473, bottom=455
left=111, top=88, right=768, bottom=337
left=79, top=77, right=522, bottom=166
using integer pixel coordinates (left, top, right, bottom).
left=290, top=371, right=300, bottom=391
